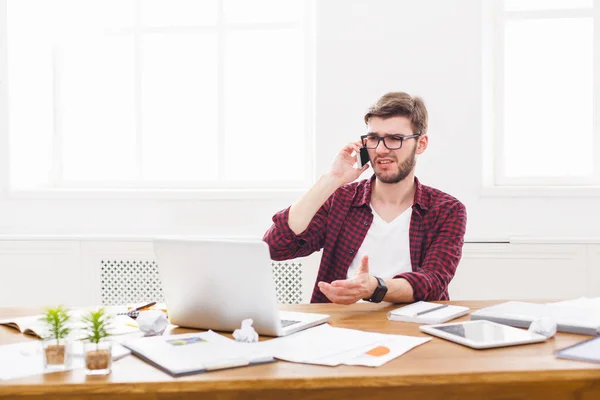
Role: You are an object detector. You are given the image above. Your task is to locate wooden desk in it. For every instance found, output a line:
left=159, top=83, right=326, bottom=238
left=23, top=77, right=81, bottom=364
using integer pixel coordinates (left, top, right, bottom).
left=1, top=301, right=599, bottom=400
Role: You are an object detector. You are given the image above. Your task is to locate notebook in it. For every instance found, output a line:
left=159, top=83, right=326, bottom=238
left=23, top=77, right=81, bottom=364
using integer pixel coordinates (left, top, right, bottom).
left=387, top=301, right=470, bottom=324
left=555, top=335, right=600, bottom=364
left=123, top=331, right=274, bottom=377
left=153, top=238, right=330, bottom=337
left=0, top=313, right=139, bottom=339
left=0, top=315, right=47, bottom=338
left=470, top=301, right=600, bottom=335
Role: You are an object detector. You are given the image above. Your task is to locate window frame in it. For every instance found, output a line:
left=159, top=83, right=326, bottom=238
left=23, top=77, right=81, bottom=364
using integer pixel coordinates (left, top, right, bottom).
left=2, top=0, right=316, bottom=197
left=492, top=0, right=600, bottom=187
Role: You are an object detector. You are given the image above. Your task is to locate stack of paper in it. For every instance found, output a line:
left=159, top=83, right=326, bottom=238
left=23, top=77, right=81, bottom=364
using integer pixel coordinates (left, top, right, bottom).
left=121, top=324, right=431, bottom=374
left=470, top=299, right=600, bottom=335
left=258, top=324, right=431, bottom=367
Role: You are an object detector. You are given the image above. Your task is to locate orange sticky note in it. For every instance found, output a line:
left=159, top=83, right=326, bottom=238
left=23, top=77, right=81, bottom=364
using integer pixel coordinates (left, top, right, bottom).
left=366, top=346, right=390, bottom=357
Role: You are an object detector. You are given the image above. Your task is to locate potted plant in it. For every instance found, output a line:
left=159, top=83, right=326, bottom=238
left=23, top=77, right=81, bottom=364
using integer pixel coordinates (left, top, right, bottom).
left=81, top=307, right=113, bottom=375
left=39, top=305, right=71, bottom=371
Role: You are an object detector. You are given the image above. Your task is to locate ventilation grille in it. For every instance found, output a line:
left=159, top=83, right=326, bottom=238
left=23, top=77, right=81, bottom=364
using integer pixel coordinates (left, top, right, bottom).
left=100, top=259, right=302, bottom=305
left=101, top=260, right=164, bottom=305
left=272, top=262, right=303, bottom=304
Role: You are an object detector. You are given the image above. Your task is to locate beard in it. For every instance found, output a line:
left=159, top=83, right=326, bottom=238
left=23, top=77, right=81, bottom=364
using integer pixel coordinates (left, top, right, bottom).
left=374, top=145, right=417, bottom=184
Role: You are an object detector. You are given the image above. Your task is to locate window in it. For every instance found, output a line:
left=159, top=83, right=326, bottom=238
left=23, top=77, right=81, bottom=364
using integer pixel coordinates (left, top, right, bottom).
left=6, top=0, right=313, bottom=190
left=494, top=0, right=596, bottom=186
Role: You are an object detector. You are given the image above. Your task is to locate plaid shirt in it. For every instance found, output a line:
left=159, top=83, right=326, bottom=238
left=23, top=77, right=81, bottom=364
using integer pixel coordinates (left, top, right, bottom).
left=263, top=175, right=467, bottom=303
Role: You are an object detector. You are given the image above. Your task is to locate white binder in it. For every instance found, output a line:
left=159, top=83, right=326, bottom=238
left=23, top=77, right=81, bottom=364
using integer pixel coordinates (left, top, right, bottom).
left=470, top=301, right=600, bottom=335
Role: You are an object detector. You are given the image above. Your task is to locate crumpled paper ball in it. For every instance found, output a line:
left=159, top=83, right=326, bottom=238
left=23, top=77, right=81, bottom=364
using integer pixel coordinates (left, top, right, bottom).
left=233, top=318, right=259, bottom=343
left=137, top=310, right=169, bottom=336
left=528, top=317, right=557, bottom=338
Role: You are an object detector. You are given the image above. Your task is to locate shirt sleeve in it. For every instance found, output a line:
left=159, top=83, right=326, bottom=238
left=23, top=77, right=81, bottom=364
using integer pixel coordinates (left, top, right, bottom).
left=262, top=198, right=331, bottom=261
left=394, top=201, right=467, bottom=301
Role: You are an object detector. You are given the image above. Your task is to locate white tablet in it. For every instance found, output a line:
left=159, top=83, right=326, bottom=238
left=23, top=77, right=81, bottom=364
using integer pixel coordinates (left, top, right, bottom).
left=419, top=320, right=548, bottom=349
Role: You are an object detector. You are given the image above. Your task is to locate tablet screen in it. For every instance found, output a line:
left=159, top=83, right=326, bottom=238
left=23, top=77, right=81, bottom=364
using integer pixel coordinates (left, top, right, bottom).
left=430, top=320, right=534, bottom=343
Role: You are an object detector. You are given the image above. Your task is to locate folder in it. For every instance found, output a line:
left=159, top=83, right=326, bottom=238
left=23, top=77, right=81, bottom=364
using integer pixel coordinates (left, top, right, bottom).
left=470, top=301, right=600, bottom=336
left=122, top=331, right=274, bottom=377
left=556, top=336, right=600, bottom=364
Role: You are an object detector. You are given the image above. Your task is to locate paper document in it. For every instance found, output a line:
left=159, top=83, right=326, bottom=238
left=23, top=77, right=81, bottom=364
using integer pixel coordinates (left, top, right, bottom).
left=0, top=341, right=130, bottom=381
left=547, top=297, right=600, bottom=309
left=259, top=324, right=430, bottom=367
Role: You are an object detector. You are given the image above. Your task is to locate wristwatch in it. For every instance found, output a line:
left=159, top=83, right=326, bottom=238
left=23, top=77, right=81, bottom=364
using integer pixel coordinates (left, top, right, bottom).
left=363, top=276, right=388, bottom=303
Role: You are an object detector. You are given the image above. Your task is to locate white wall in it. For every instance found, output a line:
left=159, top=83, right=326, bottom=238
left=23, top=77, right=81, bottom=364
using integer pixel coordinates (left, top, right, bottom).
left=0, top=1, right=598, bottom=304
left=1, top=0, right=597, bottom=240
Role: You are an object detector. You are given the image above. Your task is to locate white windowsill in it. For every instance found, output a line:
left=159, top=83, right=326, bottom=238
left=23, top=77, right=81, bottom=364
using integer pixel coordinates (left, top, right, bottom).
left=0, top=234, right=264, bottom=241
left=480, top=185, right=600, bottom=198
left=7, top=188, right=307, bottom=200
left=1, top=235, right=599, bottom=244
left=509, top=237, right=600, bottom=244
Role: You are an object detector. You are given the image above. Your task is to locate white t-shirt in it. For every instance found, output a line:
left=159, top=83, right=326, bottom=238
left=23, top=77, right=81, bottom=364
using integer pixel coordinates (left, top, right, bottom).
left=346, top=205, right=413, bottom=279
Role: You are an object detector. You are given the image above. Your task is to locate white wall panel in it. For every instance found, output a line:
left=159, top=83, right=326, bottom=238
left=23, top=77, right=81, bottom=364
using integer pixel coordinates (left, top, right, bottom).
left=0, top=240, right=595, bottom=307
left=0, top=241, right=81, bottom=307
left=586, top=245, right=600, bottom=297
left=449, top=243, right=588, bottom=300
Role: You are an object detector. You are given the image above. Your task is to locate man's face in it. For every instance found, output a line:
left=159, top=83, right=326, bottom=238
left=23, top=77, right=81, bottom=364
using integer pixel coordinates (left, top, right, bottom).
left=364, top=116, right=424, bottom=184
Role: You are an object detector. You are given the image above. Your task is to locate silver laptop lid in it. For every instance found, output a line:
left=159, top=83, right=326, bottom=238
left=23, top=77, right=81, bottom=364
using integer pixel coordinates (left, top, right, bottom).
left=153, top=238, right=283, bottom=336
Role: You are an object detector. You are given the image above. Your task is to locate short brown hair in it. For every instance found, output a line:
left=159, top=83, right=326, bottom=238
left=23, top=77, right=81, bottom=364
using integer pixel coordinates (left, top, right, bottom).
left=364, top=92, right=428, bottom=135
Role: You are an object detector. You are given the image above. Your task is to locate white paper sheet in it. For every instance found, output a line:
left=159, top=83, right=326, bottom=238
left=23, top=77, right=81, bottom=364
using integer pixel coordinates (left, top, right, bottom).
left=547, top=297, right=600, bottom=309
left=342, top=335, right=431, bottom=367
left=257, top=324, right=430, bottom=367
left=0, top=341, right=131, bottom=381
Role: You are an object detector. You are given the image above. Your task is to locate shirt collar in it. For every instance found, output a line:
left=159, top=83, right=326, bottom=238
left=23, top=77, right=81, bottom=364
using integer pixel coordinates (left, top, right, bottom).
left=412, top=176, right=429, bottom=211
left=351, top=175, right=375, bottom=207
left=352, top=175, right=429, bottom=211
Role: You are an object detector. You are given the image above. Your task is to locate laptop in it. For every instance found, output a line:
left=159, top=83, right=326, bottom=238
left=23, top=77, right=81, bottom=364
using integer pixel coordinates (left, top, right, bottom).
left=153, top=238, right=330, bottom=337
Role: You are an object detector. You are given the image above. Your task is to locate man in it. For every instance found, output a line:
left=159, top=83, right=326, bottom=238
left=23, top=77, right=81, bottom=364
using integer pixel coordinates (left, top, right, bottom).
left=263, top=92, right=467, bottom=304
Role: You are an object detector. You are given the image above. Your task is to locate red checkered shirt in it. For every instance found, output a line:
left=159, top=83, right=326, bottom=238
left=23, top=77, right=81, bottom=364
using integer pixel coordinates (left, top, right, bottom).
left=263, top=175, right=467, bottom=303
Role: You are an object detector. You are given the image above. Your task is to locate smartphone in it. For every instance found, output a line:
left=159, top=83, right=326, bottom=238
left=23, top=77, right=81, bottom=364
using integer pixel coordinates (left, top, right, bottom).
left=359, top=147, right=370, bottom=168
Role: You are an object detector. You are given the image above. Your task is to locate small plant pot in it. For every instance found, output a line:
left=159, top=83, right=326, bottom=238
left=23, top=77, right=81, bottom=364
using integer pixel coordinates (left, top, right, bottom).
left=42, top=339, right=71, bottom=372
left=84, top=341, right=112, bottom=375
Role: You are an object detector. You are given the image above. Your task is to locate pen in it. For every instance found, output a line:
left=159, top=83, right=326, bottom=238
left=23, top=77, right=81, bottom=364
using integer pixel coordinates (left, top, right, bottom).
left=133, top=301, right=156, bottom=311
left=117, top=301, right=157, bottom=319
left=415, top=304, right=449, bottom=316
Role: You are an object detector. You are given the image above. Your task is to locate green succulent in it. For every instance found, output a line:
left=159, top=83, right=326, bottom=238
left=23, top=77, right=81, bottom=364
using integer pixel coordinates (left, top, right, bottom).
left=81, top=308, right=112, bottom=344
left=39, top=306, right=71, bottom=343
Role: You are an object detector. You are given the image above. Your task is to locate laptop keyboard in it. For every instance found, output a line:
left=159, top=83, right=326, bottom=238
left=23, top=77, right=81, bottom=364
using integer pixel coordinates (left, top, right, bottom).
left=281, top=319, right=301, bottom=328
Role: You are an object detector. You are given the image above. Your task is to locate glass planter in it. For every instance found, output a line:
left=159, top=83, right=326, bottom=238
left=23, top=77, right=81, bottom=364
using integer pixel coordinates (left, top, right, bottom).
left=83, top=341, right=112, bottom=375
left=42, top=338, right=72, bottom=372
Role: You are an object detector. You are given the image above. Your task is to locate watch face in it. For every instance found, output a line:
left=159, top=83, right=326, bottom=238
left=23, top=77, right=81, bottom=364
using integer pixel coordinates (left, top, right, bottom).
left=370, top=277, right=387, bottom=303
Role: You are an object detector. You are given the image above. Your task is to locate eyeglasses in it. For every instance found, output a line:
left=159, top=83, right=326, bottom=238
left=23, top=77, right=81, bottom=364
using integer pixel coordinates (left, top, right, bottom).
left=360, top=134, right=420, bottom=150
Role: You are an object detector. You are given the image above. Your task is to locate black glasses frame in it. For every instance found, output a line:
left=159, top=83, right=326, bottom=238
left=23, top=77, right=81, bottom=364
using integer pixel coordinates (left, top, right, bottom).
left=360, top=134, right=420, bottom=150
